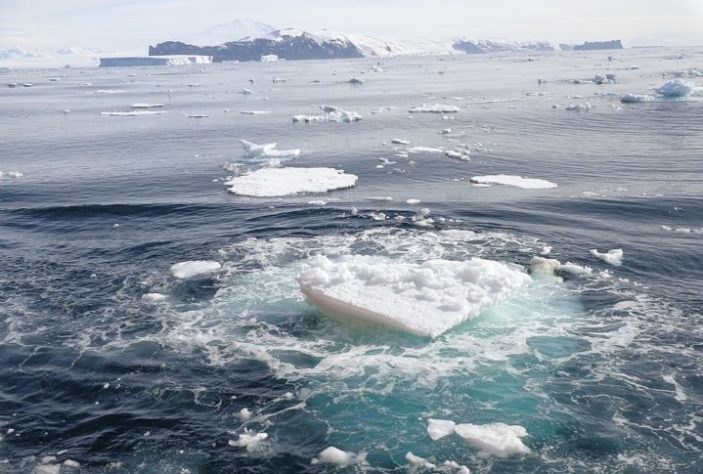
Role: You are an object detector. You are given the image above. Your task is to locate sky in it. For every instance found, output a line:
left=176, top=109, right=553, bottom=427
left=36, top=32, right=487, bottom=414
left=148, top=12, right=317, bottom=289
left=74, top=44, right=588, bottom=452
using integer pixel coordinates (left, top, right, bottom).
left=1, top=0, right=702, bottom=51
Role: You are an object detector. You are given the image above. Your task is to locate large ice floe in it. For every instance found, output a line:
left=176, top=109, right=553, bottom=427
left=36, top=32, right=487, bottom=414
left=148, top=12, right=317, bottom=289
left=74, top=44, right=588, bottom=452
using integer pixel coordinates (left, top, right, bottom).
left=225, top=167, right=358, bottom=197
left=470, top=175, right=557, bottom=189
left=655, top=78, right=695, bottom=98
left=297, top=254, right=531, bottom=337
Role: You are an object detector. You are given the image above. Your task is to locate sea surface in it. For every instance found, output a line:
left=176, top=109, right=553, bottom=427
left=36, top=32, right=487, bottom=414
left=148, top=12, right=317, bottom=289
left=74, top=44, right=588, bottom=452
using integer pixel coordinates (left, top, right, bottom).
left=0, top=47, right=702, bottom=473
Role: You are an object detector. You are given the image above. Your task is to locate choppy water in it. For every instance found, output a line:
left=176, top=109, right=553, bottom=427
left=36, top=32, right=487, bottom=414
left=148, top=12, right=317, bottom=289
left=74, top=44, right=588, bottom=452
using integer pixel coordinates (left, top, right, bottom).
left=1, top=47, right=702, bottom=473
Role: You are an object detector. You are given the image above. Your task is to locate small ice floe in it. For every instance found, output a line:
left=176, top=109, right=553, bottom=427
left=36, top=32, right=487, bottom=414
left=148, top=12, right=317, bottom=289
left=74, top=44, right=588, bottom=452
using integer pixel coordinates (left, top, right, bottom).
left=529, top=256, right=593, bottom=277
left=365, top=196, right=393, bottom=202
left=312, top=447, right=359, bottom=466
left=594, top=74, right=616, bottom=85
left=63, top=459, right=81, bottom=469
left=445, top=149, right=470, bottom=161
left=130, top=103, right=164, bottom=109
left=0, top=171, right=23, bottom=179
left=187, top=114, right=209, bottom=118
left=93, top=89, right=125, bottom=94
left=307, top=200, right=328, bottom=206
left=565, top=102, right=592, bottom=112
left=241, top=139, right=300, bottom=159
left=292, top=105, right=362, bottom=123
left=240, top=110, right=271, bottom=115
left=239, top=88, right=252, bottom=95
left=142, top=292, right=168, bottom=302
left=406, top=146, right=444, bottom=154
left=297, top=254, right=531, bottom=338
left=229, top=431, right=268, bottom=451
left=100, top=111, right=164, bottom=116
left=405, top=452, right=436, bottom=470
left=170, top=260, right=222, bottom=279
left=427, top=418, right=530, bottom=457
left=348, top=77, right=364, bottom=84
left=620, top=94, right=656, bottom=104
left=391, top=138, right=410, bottom=145
left=409, top=104, right=460, bottom=114
left=590, top=248, right=623, bottom=266
left=239, top=408, right=252, bottom=421
left=470, top=175, right=557, bottom=189
left=406, top=198, right=421, bottom=205
left=225, top=167, right=357, bottom=197
left=655, top=78, right=695, bottom=98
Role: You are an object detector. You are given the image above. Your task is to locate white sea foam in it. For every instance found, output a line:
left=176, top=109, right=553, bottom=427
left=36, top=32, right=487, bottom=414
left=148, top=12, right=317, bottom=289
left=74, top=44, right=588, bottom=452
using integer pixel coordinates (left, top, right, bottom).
left=170, top=261, right=222, bottom=279
left=225, top=167, right=358, bottom=197
left=590, top=248, right=623, bottom=266
left=297, top=254, right=531, bottom=337
left=470, top=175, right=557, bottom=189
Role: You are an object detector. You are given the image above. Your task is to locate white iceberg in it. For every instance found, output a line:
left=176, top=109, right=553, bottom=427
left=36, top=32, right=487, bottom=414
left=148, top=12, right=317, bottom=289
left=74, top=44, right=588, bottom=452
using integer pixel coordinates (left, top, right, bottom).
left=409, top=104, right=460, bottom=114
left=655, top=78, right=695, bottom=98
left=225, top=167, right=357, bottom=197
left=297, top=255, right=531, bottom=338
left=170, top=260, right=222, bottom=279
left=454, top=423, right=530, bottom=457
left=470, top=175, right=557, bottom=189
left=590, top=248, right=623, bottom=266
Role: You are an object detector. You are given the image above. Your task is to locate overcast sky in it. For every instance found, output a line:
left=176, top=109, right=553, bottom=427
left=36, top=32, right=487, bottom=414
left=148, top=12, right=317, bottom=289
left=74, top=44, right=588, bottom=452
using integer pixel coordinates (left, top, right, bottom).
left=2, top=0, right=702, bottom=50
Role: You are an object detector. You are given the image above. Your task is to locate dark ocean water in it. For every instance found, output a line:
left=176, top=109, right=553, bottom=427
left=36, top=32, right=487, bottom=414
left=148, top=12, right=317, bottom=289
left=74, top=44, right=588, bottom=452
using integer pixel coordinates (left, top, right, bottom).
left=0, top=48, right=702, bottom=473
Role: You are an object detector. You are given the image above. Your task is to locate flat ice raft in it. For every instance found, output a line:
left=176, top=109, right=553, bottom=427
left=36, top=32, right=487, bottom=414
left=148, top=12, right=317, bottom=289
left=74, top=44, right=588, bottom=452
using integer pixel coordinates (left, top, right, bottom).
left=298, top=255, right=531, bottom=337
left=226, top=167, right=357, bottom=197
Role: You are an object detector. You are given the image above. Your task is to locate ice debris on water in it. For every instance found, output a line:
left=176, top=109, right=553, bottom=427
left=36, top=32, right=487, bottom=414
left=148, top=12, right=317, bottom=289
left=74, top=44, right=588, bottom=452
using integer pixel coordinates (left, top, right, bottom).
left=470, top=175, right=557, bottom=189
left=297, top=254, right=531, bottom=337
left=241, top=139, right=300, bottom=159
left=590, top=248, right=623, bottom=266
left=225, top=167, right=358, bottom=197
left=565, top=102, right=592, bottom=112
left=292, top=105, right=362, bottom=123
left=170, top=260, right=222, bottom=279
left=427, top=419, right=530, bottom=458
left=229, top=430, right=268, bottom=451
left=409, top=104, right=460, bottom=114
left=620, top=94, right=656, bottom=104
left=0, top=171, right=23, bottom=179
left=312, top=446, right=364, bottom=466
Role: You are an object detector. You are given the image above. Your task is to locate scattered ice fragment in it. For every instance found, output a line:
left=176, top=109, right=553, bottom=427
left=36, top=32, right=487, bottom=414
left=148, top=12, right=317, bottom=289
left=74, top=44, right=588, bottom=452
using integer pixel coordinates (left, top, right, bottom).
left=565, top=102, right=591, bottom=112
left=530, top=256, right=593, bottom=277
left=100, top=111, right=164, bottom=116
left=406, top=199, right=421, bottom=205
left=130, top=103, right=164, bottom=109
left=445, top=149, right=470, bottom=161
left=590, top=248, right=623, bottom=266
left=307, top=200, right=327, bottom=206
left=239, top=88, right=252, bottom=95
left=406, top=146, right=444, bottom=154
left=454, top=422, right=530, bottom=457
left=292, top=106, right=362, bottom=123
left=470, top=175, right=557, bottom=189
left=142, top=292, right=167, bottom=302
left=239, top=408, right=252, bottom=421
left=187, top=114, right=209, bottom=118
left=297, top=255, right=531, bottom=338
left=405, top=452, right=436, bottom=470
left=427, top=418, right=456, bottom=441
left=63, top=460, right=80, bottom=468
left=229, top=431, right=268, bottom=451
left=240, top=110, right=271, bottom=115
left=35, top=465, right=60, bottom=474
left=225, top=167, right=357, bottom=197
left=655, top=78, right=694, bottom=98
left=0, top=171, right=23, bottom=179
left=443, top=460, right=471, bottom=474
left=409, top=104, right=460, bottom=114
left=316, top=447, right=354, bottom=466
left=620, top=94, right=655, bottom=104
left=170, top=260, right=222, bottom=279
left=391, top=138, right=410, bottom=145
left=240, top=139, right=300, bottom=159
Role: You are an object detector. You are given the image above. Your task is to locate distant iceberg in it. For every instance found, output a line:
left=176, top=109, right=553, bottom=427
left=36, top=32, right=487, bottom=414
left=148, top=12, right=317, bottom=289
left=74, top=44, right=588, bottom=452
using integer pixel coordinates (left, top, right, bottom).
left=99, top=55, right=212, bottom=67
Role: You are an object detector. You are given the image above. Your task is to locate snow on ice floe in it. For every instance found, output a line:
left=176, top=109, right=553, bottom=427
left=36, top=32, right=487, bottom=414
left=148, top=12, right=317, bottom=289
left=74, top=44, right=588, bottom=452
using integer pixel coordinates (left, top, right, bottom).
left=225, top=167, right=357, bottom=197
left=655, top=78, right=695, bottom=98
left=292, top=105, right=362, bottom=123
left=241, top=139, right=300, bottom=159
left=170, top=260, right=222, bottom=279
left=409, top=104, right=460, bottom=114
left=620, top=94, right=656, bottom=104
left=427, top=419, right=530, bottom=458
left=470, top=175, right=557, bottom=189
left=590, top=248, right=623, bottom=266
left=297, top=254, right=531, bottom=338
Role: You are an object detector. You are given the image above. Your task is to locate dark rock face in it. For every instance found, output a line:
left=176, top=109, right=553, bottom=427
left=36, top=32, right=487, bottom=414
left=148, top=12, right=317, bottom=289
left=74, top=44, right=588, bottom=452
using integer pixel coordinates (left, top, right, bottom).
left=561, top=40, right=623, bottom=51
left=149, top=36, right=364, bottom=62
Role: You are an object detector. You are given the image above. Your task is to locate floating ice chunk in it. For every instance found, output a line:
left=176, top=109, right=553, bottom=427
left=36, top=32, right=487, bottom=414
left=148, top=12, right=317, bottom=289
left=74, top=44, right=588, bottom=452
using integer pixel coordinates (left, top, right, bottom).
left=239, top=88, right=253, bottom=95
left=307, top=200, right=328, bottom=206
left=530, top=257, right=593, bottom=277
left=445, top=149, right=470, bottom=161
left=406, top=199, right=421, bottom=205
left=590, top=248, right=623, bottom=266
left=241, top=139, right=276, bottom=155
left=240, top=110, right=271, bottom=115
left=130, top=103, right=164, bottom=109
left=239, top=408, right=252, bottom=421
left=35, top=465, right=60, bottom=474
left=316, top=447, right=354, bottom=466
left=391, top=138, right=410, bottom=145
left=470, top=175, right=557, bottom=189
left=292, top=105, right=362, bottom=123
left=0, top=171, right=23, bottom=178
left=187, top=114, right=209, bottom=118
left=405, top=452, right=436, bottom=470
left=454, top=422, right=530, bottom=457
left=93, top=89, right=125, bottom=94
left=427, top=418, right=456, bottom=441
left=409, top=104, right=460, bottom=114
left=63, top=460, right=80, bottom=468
left=229, top=431, right=268, bottom=451
left=142, top=292, right=167, bottom=302
left=407, top=146, right=444, bottom=154
left=170, top=260, right=222, bottom=279
left=443, top=461, right=470, bottom=474
left=225, top=167, right=357, bottom=197
left=561, top=262, right=593, bottom=276
left=100, top=111, right=164, bottom=116
left=655, top=78, right=695, bottom=98
left=565, top=102, right=591, bottom=112
left=620, top=94, right=655, bottom=104
left=297, top=255, right=531, bottom=338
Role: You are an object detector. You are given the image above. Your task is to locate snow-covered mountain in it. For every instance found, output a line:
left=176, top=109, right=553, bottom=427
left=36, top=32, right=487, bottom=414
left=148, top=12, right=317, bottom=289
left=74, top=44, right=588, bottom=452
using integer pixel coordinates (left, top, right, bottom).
left=180, top=19, right=276, bottom=46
